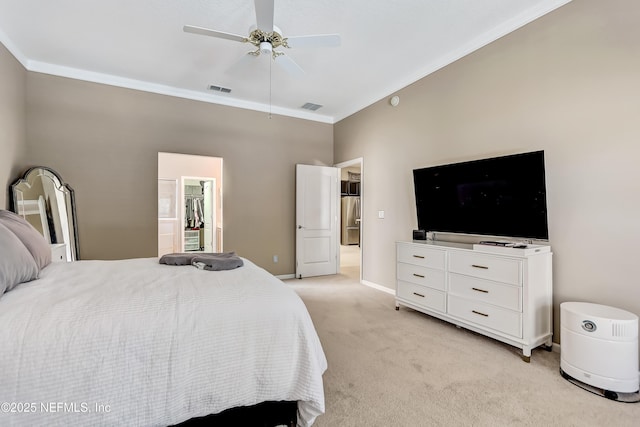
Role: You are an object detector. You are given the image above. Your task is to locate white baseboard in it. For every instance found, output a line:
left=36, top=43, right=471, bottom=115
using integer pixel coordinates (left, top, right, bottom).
left=276, top=274, right=295, bottom=280
left=361, top=280, right=395, bottom=295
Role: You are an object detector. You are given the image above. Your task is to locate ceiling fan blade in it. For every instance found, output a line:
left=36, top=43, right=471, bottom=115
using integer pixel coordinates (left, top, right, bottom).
left=274, top=54, right=305, bottom=78
left=183, top=25, right=246, bottom=43
left=285, top=34, right=341, bottom=48
left=225, top=52, right=259, bottom=76
left=254, top=0, right=274, bottom=32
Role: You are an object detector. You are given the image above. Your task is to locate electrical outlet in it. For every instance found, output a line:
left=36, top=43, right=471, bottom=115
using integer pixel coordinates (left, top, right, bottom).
left=273, top=255, right=278, bottom=263
left=378, top=210, right=385, bottom=219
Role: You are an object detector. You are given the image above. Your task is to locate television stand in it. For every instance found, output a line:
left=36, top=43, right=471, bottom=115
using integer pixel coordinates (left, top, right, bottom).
left=478, top=240, right=512, bottom=246
left=395, top=240, right=553, bottom=362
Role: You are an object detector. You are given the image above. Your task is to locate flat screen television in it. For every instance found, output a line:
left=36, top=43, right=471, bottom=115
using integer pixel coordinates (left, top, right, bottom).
left=413, top=150, right=549, bottom=240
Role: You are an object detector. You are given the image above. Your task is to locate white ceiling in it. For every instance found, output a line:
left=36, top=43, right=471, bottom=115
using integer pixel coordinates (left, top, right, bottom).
left=0, top=0, right=571, bottom=123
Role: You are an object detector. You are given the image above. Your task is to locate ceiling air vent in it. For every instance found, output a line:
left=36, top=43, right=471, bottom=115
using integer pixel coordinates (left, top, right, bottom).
left=301, top=102, right=322, bottom=111
left=208, top=85, right=232, bottom=93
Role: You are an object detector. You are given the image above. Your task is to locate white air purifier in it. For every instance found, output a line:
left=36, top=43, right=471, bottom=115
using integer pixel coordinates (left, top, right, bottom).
left=560, top=302, right=639, bottom=402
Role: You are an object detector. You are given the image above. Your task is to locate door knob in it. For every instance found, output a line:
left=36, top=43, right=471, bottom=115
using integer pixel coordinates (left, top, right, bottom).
left=298, top=225, right=304, bottom=229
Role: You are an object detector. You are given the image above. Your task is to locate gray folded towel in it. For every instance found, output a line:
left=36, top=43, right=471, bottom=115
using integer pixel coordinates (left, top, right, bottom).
left=192, top=253, right=244, bottom=271
left=159, top=252, right=244, bottom=271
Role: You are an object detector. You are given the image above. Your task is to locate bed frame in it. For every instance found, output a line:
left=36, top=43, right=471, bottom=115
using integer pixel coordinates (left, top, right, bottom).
left=174, top=401, right=297, bottom=427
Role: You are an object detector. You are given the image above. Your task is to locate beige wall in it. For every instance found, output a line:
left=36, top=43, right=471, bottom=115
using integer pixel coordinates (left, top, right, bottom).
left=334, top=0, right=640, bottom=342
left=0, top=43, right=27, bottom=209
left=25, top=73, right=333, bottom=274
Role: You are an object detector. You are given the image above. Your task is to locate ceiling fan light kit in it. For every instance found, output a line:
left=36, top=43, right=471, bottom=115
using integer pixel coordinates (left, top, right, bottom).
left=259, top=41, right=273, bottom=56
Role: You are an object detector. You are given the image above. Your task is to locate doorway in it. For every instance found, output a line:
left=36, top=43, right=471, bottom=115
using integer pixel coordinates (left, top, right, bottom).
left=182, top=177, right=216, bottom=253
left=335, top=158, right=363, bottom=281
left=158, top=153, right=223, bottom=256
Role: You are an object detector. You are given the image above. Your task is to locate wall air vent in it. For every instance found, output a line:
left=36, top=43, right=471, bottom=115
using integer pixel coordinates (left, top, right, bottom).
left=301, top=102, right=322, bottom=111
left=208, top=85, right=232, bottom=93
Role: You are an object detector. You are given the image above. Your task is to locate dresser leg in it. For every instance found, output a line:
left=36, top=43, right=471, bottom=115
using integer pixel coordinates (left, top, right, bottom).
left=521, top=354, right=531, bottom=363
left=521, top=346, right=532, bottom=363
left=395, top=304, right=399, bottom=311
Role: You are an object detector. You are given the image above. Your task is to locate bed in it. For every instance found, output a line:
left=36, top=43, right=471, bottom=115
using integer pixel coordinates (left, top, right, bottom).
left=0, top=213, right=327, bottom=427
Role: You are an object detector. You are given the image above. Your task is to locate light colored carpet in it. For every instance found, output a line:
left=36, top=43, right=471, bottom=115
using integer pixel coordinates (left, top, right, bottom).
left=340, top=244, right=360, bottom=268
left=286, top=273, right=639, bottom=427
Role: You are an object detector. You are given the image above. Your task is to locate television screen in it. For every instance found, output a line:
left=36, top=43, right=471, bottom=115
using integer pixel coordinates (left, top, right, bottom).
left=413, top=151, right=549, bottom=240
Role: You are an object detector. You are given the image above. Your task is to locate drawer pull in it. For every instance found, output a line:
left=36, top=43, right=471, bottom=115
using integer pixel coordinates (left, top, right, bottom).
left=413, top=273, right=425, bottom=278
left=471, top=264, right=489, bottom=270
left=472, top=310, right=489, bottom=317
left=413, top=255, right=425, bottom=259
left=472, top=287, right=489, bottom=294
left=413, top=292, right=425, bottom=298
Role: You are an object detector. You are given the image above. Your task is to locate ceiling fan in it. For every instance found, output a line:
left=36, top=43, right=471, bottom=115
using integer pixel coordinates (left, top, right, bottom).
left=183, top=0, right=341, bottom=77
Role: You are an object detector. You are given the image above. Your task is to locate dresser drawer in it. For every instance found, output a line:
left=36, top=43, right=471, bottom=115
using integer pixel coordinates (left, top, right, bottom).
left=397, top=243, right=446, bottom=270
left=448, top=295, right=522, bottom=338
left=397, top=281, right=446, bottom=313
left=449, top=273, right=521, bottom=311
left=50, top=243, right=67, bottom=263
left=449, top=252, right=522, bottom=285
left=397, top=263, right=446, bottom=291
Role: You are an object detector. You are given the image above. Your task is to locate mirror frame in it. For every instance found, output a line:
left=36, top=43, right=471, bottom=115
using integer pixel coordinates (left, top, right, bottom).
left=10, top=166, right=80, bottom=261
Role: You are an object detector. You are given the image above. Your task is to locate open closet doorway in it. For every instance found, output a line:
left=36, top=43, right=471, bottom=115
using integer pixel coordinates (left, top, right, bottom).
left=158, top=153, right=223, bottom=257
left=335, top=158, right=363, bottom=282
left=183, top=177, right=216, bottom=252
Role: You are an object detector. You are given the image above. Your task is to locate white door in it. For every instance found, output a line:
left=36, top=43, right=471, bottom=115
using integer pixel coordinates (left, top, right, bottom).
left=296, top=164, right=339, bottom=278
left=158, top=179, right=178, bottom=257
left=203, top=180, right=216, bottom=252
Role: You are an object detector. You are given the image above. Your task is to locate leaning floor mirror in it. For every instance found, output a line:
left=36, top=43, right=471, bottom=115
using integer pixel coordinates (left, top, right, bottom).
left=10, top=167, right=80, bottom=261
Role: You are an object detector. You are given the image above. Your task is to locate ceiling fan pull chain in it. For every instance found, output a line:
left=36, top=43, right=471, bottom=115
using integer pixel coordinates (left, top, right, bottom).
left=269, top=55, right=272, bottom=119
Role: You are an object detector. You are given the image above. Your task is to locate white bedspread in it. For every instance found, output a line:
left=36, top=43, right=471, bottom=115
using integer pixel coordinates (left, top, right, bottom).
left=0, top=258, right=327, bottom=426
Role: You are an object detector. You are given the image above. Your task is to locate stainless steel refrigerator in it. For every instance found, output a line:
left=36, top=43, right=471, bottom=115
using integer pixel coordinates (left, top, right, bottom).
left=341, top=196, right=360, bottom=245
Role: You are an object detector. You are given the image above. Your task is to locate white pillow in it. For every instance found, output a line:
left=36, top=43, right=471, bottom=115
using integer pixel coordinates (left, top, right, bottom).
left=0, top=222, right=39, bottom=295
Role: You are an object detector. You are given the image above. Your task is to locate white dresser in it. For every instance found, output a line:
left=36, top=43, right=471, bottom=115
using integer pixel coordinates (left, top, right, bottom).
left=184, top=230, right=200, bottom=251
left=50, top=243, right=68, bottom=262
left=396, top=240, right=553, bottom=362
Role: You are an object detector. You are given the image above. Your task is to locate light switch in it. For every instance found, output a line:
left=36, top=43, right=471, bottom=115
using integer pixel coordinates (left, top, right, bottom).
left=378, top=210, right=385, bottom=219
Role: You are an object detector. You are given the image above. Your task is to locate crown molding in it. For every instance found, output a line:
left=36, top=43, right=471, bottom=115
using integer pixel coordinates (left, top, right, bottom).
left=26, top=60, right=334, bottom=124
